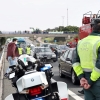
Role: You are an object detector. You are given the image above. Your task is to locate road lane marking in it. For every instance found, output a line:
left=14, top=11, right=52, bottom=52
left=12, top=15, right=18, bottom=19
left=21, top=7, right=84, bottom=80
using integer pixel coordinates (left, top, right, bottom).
left=68, top=89, right=84, bottom=100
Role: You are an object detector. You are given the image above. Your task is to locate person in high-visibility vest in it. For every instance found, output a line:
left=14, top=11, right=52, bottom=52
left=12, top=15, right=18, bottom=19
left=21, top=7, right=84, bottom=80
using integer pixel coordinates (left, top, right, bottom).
left=72, top=19, right=100, bottom=100
left=18, top=45, right=23, bottom=55
left=26, top=45, right=31, bottom=56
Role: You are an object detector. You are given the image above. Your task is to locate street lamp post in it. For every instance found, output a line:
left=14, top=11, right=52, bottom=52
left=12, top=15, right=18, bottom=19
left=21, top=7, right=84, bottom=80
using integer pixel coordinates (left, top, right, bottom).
left=62, top=16, right=65, bottom=26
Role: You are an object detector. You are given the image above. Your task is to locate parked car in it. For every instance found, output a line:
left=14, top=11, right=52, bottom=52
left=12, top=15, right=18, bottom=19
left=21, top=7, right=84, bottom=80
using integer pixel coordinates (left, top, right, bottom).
left=41, top=43, right=61, bottom=57
left=58, top=47, right=79, bottom=85
left=40, top=43, right=52, bottom=47
left=58, top=45, right=69, bottom=54
left=33, top=47, right=57, bottom=62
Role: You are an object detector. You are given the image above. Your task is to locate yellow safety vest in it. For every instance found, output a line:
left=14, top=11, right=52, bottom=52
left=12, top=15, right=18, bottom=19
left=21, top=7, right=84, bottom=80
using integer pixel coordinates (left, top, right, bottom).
left=18, top=48, right=23, bottom=55
left=26, top=47, right=31, bottom=54
left=73, top=35, right=100, bottom=81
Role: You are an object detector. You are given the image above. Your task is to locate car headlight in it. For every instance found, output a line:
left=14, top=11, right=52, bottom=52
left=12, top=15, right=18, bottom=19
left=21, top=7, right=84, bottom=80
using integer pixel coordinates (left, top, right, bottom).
left=39, top=54, right=43, bottom=57
left=52, top=54, right=56, bottom=57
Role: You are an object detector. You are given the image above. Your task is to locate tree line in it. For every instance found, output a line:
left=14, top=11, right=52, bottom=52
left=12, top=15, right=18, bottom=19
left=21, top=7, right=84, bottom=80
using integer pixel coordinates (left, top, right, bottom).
left=45, top=26, right=79, bottom=33
left=31, top=25, right=79, bottom=34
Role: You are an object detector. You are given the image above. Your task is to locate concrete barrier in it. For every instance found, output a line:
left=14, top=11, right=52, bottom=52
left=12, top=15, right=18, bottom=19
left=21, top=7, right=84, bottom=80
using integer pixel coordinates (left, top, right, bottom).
left=0, top=48, right=5, bottom=71
left=0, top=47, right=5, bottom=100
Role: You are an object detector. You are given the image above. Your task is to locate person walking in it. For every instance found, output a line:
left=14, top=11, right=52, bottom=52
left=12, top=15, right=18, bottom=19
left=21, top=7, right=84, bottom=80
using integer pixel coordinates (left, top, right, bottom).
left=4, top=38, right=19, bottom=77
left=72, top=19, right=100, bottom=100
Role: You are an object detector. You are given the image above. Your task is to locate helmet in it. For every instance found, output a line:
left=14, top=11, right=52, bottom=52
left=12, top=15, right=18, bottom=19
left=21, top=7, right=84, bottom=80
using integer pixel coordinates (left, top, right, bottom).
left=18, top=54, right=36, bottom=70
left=27, top=44, right=30, bottom=47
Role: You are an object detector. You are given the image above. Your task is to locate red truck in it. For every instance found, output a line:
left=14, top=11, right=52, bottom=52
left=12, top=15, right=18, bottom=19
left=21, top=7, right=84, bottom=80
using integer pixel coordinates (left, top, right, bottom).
left=68, top=10, right=100, bottom=47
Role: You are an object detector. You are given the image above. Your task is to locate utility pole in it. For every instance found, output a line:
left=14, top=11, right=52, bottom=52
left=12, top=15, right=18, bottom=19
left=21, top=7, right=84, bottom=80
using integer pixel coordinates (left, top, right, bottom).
left=62, top=16, right=65, bottom=26
left=67, top=8, right=68, bottom=26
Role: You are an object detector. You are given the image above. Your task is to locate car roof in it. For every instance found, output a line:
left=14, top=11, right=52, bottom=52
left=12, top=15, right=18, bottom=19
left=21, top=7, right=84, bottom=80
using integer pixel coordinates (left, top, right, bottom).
left=35, top=47, right=49, bottom=48
left=41, top=43, right=52, bottom=45
left=67, top=47, right=76, bottom=51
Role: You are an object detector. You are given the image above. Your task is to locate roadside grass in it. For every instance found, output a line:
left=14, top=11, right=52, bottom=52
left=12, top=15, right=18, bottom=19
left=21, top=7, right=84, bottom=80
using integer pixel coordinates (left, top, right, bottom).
left=43, top=37, right=54, bottom=43
left=42, top=37, right=75, bottom=45
left=29, top=35, right=78, bottom=45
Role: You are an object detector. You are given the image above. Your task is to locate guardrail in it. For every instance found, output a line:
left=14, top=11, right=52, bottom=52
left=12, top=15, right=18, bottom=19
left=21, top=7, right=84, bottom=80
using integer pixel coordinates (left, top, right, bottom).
left=0, top=48, right=5, bottom=71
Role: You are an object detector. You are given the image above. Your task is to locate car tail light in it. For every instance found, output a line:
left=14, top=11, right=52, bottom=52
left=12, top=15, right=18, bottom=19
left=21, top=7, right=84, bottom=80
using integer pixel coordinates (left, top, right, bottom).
left=29, top=86, right=42, bottom=96
left=61, top=98, right=68, bottom=100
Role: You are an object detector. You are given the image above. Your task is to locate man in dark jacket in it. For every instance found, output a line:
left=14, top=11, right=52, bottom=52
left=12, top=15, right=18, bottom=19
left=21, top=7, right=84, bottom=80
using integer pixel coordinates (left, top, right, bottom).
left=50, top=47, right=58, bottom=61
left=4, top=38, right=19, bottom=77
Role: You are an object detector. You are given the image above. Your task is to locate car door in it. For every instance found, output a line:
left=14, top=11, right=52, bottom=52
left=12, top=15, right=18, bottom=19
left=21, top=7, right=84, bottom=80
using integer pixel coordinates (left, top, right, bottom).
left=60, top=50, right=69, bottom=71
left=65, top=50, right=73, bottom=74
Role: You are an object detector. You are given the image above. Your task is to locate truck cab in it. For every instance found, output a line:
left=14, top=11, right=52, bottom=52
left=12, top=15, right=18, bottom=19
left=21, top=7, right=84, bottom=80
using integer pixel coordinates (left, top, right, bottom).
left=79, top=10, right=100, bottom=40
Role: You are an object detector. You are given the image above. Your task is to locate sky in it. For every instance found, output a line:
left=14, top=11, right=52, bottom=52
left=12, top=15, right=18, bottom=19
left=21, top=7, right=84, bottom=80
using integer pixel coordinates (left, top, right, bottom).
left=0, top=0, right=100, bottom=31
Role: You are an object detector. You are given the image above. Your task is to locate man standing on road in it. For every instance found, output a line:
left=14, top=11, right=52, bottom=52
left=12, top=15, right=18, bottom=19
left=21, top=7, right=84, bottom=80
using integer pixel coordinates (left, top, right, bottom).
left=72, top=19, right=100, bottom=100
left=4, top=38, right=19, bottom=77
left=50, top=47, right=58, bottom=61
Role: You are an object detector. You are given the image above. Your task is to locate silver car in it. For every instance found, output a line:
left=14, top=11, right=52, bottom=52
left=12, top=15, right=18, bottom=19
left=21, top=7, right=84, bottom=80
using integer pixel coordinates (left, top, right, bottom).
left=33, top=47, right=57, bottom=62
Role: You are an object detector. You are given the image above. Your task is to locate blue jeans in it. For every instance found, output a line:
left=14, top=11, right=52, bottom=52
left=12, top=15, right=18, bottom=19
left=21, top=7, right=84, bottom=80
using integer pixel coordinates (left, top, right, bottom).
left=6, top=56, right=17, bottom=73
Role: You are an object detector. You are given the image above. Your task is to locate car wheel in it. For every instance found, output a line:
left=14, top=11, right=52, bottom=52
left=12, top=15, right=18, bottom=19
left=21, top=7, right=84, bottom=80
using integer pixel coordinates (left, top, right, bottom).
left=71, top=70, right=77, bottom=85
left=53, top=60, right=57, bottom=62
left=59, top=66, right=65, bottom=78
left=34, top=54, right=37, bottom=59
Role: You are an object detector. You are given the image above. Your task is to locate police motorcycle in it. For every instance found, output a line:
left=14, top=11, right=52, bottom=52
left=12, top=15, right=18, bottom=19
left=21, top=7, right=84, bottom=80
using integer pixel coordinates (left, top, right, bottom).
left=5, top=54, right=68, bottom=100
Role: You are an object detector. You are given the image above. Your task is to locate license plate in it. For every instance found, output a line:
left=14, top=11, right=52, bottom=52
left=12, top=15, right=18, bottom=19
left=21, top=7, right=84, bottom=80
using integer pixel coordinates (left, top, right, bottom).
left=43, top=56, right=47, bottom=57
left=9, top=72, right=15, bottom=79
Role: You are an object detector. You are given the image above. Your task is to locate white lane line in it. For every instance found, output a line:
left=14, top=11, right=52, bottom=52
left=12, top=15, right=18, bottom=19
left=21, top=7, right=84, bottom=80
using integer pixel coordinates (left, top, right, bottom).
left=68, top=89, right=84, bottom=100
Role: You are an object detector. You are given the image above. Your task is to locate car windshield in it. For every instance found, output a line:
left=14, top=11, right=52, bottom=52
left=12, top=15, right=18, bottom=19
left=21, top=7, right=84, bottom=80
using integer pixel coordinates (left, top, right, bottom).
left=59, top=45, right=68, bottom=50
left=41, top=44, right=49, bottom=47
left=50, top=45, right=58, bottom=49
left=31, top=46, right=35, bottom=51
left=40, top=48, right=52, bottom=52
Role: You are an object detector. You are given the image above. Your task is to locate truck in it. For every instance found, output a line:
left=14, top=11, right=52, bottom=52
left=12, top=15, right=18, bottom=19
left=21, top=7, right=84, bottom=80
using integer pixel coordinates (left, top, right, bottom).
left=68, top=10, right=100, bottom=47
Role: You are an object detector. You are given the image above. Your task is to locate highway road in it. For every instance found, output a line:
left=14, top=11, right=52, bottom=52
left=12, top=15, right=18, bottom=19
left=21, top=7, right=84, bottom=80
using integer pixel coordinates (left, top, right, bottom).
left=1, top=38, right=85, bottom=100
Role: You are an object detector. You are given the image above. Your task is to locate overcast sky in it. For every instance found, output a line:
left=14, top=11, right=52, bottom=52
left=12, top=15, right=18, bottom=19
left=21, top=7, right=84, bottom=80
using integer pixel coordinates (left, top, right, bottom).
left=0, top=0, right=100, bottom=31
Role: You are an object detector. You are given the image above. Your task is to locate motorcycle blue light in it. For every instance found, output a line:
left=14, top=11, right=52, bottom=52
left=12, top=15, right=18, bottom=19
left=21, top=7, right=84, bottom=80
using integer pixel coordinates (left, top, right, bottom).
left=41, top=66, right=51, bottom=71
left=35, top=97, right=45, bottom=100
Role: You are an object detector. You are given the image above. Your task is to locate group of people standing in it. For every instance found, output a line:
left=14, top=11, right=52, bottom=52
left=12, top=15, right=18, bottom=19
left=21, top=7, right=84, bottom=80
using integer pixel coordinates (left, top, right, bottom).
left=18, top=44, right=31, bottom=56
left=4, top=38, right=31, bottom=77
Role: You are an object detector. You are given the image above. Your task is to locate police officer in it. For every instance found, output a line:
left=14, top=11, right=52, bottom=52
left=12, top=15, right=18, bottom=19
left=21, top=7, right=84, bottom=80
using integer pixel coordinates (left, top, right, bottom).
left=72, top=19, right=100, bottom=100
left=18, top=44, right=23, bottom=55
left=26, top=45, right=31, bottom=56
